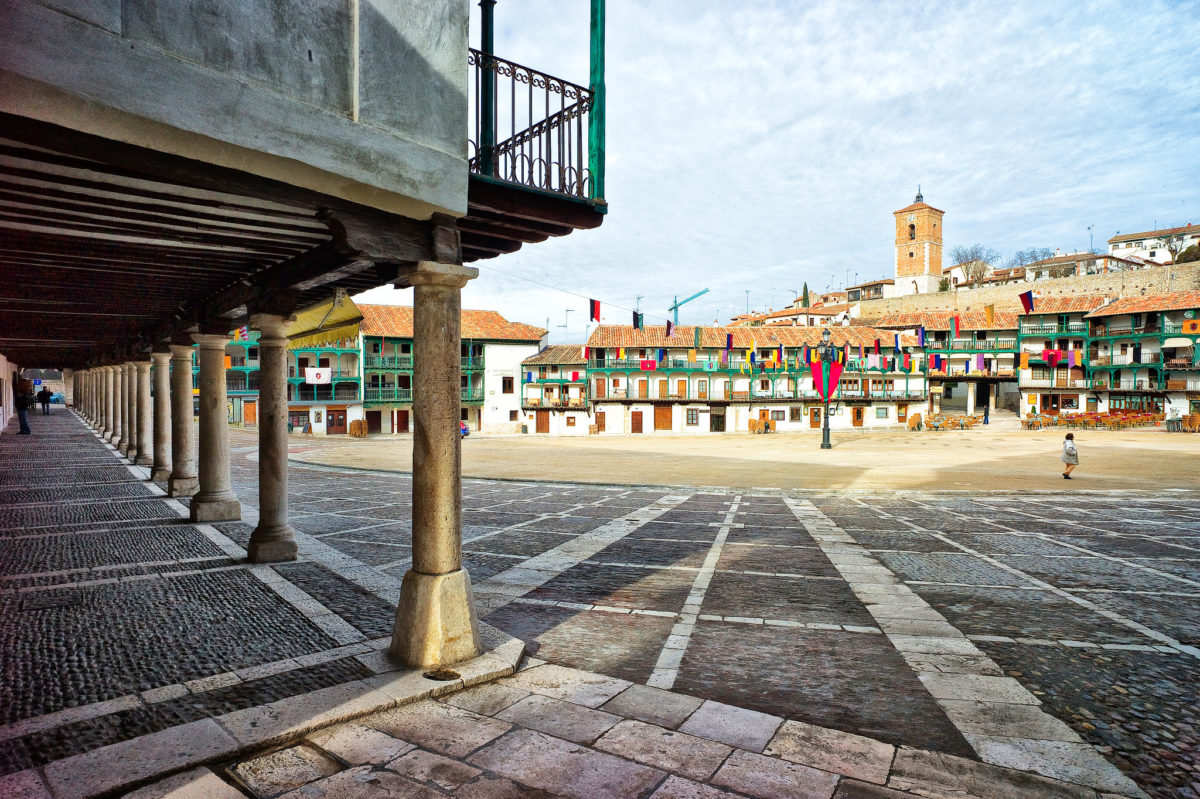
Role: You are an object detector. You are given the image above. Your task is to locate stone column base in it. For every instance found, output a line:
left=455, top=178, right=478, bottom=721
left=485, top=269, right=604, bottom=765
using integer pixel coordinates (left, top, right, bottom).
left=190, top=497, right=241, bottom=522
left=168, top=476, right=199, bottom=497
left=247, top=525, right=298, bottom=563
left=150, top=467, right=172, bottom=482
left=135, top=455, right=153, bottom=466
left=390, top=569, right=481, bottom=668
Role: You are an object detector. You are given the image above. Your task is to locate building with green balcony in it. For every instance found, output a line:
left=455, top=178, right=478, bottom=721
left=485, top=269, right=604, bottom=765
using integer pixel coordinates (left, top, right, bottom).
left=521, top=346, right=589, bottom=434
left=359, top=304, right=545, bottom=435
left=869, top=310, right=1019, bottom=416
left=1083, top=289, right=1200, bottom=415
left=187, top=329, right=261, bottom=427
left=1010, top=296, right=1103, bottom=415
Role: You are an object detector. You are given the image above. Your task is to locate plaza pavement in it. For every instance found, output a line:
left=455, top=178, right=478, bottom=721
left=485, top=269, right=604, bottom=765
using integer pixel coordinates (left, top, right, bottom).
left=0, top=412, right=1195, bottom=797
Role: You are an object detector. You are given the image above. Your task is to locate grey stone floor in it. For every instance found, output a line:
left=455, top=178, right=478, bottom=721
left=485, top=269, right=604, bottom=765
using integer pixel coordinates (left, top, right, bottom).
left=1, top=414, right=1196, bottom=797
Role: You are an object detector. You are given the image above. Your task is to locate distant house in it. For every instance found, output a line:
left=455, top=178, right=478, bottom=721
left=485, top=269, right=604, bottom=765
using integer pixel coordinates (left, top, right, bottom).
left=846, top=278, right=895, bottom=302
left=1108, top=224, right=1200, bottom=264
left=1025, top=251, right=1144, bottom=281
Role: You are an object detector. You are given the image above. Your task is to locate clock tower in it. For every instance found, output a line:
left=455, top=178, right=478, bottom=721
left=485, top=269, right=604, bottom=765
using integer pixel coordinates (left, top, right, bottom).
left=893, top=188, right=944, bottom=296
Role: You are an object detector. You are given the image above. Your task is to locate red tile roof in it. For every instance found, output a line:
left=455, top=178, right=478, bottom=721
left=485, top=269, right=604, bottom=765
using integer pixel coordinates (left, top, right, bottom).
left=586, top=325, right=918, bottom=349
left=1023, top=295, right=1109, bottom=315
left=1108, top=223, right=1200, bottom=245
left=522, top=345, right=587, bottom=366
left=864, top=310, right=1020, bottom=332
left=894, top=201, right=945, bottom=215
left=1027, top=253, right=1141, bottom=268
left=1084, top=290, right=1200, bottom=319
left=359, top=305, right=546, bottom=341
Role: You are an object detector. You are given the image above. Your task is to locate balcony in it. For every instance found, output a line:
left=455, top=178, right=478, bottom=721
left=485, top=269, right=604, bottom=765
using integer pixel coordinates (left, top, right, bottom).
left=931, top=338, right=1018, bottom=351
left=226, top=376, right=259, bottom=393
left=461, top=387, right=485, bottom=402
left=288, top=367, right=359, bottom=380
left=592, top=384, right=926, bottom=403
left=522, top=396, right=590, bottom=409
left=290, top=383, right=361, bottom=403
left=365, top=387, right=412, bottom=403
left=364, top=355, right=413, bottom=370
left=462, top=356, right=485, bottom=370
left=1019, top=378, right=1092, bottom=390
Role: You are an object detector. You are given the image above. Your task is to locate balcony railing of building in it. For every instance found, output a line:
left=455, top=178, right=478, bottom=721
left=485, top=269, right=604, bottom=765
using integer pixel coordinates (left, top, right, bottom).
left=933, top=368, right=1018, bottom=379
left=287, top=367, right=359, bottom=380
left=226, top=376, right=260, bottom=392
left=592, top=384, right=926, bottom=403
left=469, top=47, right=599, bottom=200
left=1018, top=322, right=1089, bottom=336
left=365, top=387, right=412, bottom=402
left=1165, top=378, right=1200, bottom=391
left=289, top=384, right=361, bottom=402
left=1094, top=378, right=1162, bottom=391
left=522, top=396, right=590, bottom=409
left=1092, top=321, right=1183, bottom=337
left=364, top=355, right=413, bottom=370
left=461, top=387, right=485, bottom=402
left=1090, top=353, right=1161, bottom=366
left=1019, top=378, right=1092, bottom=390
left=929, top=338, right=1018, bottom=351
left=587, top=358, right=927, bottom=374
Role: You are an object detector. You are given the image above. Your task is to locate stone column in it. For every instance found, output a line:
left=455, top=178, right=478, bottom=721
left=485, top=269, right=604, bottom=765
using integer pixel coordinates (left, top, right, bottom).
left=63, top=368, right=74, bottom=409
left=990, top=387, right=998, bottom=412
left=150, top=351, right=173, bottom=481
left=966, top=382, right=976, bottom=416
left=103, top=366, right=115, bottom=440
left=125, top=363, right=139, bottom=459
left=168, top=344, right=199, bottom=497
left=391, top=262, right=481, bottom=668
left=247, top=313, right=297, bottom=562
left=190, top=334, right=240, bottom=521
left=112, top=363, right=125, bottom=447
left=134, top=361, right=153, bottom=465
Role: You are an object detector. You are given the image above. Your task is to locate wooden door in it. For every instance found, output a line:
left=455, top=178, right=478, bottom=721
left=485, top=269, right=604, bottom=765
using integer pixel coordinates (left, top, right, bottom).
left=536, top=410, right=550, bottom=433
left=852, top=407, right=864, bottom=427
left=327, top=410, right=347, bottom=434
left=654, top=406, right=672, bottom=431
left=596, top=411, right=605, bottom=432
left=631, top=411, right=643, bottom=433
left=658, top=379, right=668, bottom=398
left=810, top=407, right=821, bottom=428
left=366, top=410, right=381, bottom=434
left=594, top=379, right=606, bottom=399
left=758, top=409, right=769, bottom=420
left=243, top=400, right=256, bottom=426
left=709, top=412, right=725, bottom=432
left=676, top=379, right=686, bottom=398
left=1041, top=394, right=1059, bottom=414
left=897, top=404, right=908, bottom=423
left=638, top=381, right=648, bottom=399
left=395, top=410, right=409, bottom=433
left=697, top=380, right=708, bottom=400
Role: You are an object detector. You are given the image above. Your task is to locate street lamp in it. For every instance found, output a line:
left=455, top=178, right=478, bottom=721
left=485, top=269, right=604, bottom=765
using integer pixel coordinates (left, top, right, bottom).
left=817, top=327, right=832, bottom=449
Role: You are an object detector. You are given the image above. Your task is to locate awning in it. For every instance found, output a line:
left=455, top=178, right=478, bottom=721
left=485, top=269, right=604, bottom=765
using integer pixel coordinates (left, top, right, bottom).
left=287, top=289, right=363, bottom=349
left=1163, top=337, right=1195, bottom=348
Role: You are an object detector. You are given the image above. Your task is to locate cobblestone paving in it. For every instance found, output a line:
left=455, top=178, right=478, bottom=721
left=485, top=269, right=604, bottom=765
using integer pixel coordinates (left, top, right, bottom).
left=4, top=414, right=1198, bottom=797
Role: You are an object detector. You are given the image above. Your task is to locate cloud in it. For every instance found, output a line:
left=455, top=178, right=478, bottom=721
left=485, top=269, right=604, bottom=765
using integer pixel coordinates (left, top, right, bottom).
left=361, top=0, right=1200, bottom=334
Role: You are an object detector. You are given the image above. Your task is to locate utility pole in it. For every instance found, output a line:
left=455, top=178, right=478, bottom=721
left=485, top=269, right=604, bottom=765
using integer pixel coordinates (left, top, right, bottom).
left=1088, top=224, right=1094, bottom=254
left=561, top=309, right=573, bottom=344
left=635, top=295, right=643, bottom=312
left=745, top=290, right=750, bottom=315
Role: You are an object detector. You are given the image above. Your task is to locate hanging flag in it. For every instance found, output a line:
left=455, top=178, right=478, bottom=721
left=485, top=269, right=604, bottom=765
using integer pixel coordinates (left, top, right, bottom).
left=811, top=358, right=845, bottom=401
left=524, top=371, right=534, bottom=383
left=1067, top=350, right=1077, bottom=368
left=749, top=350, right=757, bottom=364
left=894, top=334, right=902, bottom=352
left=688, top=349, right=697, bottom=362
left=582, top=346, right=589, bottom=360
left=1045, top=350, right=1063, bottom=367
left=589, top=299, right=601, bottom=322
left=694, top=327, right=703, bottom=348
left=976, top=353, right=985, bottom=371
left=904, top=352, right=912, bottom=370
left=844, top=344, right=851, bottom=363
left=666, top=320, right=675, bottom=338
left=917, top=327, right=926, bottom=348
left=984, top=304, right=995, bottom=327
left=1020, top=352, right=1030, bottom=369
left=725, top=333, right=733, bottom=350
left=951, top=315, right=961, bottom=338
left=802, top=344, right=810, bottom=363
left=1018, top=290, right=1035, bottom=315
left=233, top=325, right=250, bottom=342
left=657, top=348, right=665, bottom=362
left=304, top=367, right=331, bottom=385
left=571, top=371, right=580, bottom=381
left=617, top=346, right=625, bottom=360
left=858, top=343, right=865, bottom=360
left=632, top=311, right=644, bottom=329
left=874, top=339, right=880, bottom=355
left=778, top=344, right=784, bottom=363
left=640, top=359, right=656, bottom=371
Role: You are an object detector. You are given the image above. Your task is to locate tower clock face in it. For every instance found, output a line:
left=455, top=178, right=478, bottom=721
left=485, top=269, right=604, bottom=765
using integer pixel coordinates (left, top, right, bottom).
left=907, top=214, right=916, bottom=222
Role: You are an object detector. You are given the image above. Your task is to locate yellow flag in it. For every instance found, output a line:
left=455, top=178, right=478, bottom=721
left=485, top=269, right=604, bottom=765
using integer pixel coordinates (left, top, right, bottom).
left=984, top=304, right=995, bottom=327
left=688, top=349, right=697, bottom=362
left=1020, top=352, right=1029, bottom=369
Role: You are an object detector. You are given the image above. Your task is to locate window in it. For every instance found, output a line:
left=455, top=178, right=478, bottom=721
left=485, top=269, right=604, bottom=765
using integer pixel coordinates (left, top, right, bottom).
left=770, top=410, right=784, bottom=421
left=502, top=376, right=514, bottom=394
left=401, top=343, right=411, bottom=354
left=509, top=410, right=518, bottom=421
left=539, top=367, right=547, bottom=378
left=876, top=407, right=889, bottom=418
left=686, top=409, right=699, bottom=425
left=611, top=378, right=619, bottom=387
left=759, top=379, right=770, bottom=390
left=566, top=416, right=576, bottom=427
left=908, top=224, right=916, bottom=240
left=371, top=342, right=381, bottom=354
left=248, top=347, right=258, bottom=360
left=790, top=406, right=803, bottom=421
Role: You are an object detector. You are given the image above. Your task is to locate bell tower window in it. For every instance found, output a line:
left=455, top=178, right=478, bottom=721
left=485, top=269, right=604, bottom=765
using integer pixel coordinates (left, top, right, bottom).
left=908, top=224, right=916, bottom=240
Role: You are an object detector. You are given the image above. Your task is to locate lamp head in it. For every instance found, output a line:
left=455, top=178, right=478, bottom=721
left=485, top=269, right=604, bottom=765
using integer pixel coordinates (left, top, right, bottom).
left=821, top=328, right=831, bottom=345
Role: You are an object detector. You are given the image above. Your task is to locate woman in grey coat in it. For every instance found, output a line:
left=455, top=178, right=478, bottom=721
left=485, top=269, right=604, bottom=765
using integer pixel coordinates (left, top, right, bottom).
left=1061, top=432, right=1078, bottom=479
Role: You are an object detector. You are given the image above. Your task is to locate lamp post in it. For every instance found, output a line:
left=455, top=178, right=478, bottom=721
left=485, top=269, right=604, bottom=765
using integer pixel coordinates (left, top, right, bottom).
left=818, top=327, right=832, bottom=449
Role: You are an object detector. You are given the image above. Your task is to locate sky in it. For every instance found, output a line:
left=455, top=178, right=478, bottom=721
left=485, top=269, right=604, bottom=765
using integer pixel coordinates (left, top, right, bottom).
left=359, top=0, right=1200, bottom=343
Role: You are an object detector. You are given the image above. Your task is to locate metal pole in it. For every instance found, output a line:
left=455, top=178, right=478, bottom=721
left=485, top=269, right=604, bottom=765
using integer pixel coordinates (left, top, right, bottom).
left=588, top=0, right=606, bottom=201
left=480, top=0, right=496, bottom=177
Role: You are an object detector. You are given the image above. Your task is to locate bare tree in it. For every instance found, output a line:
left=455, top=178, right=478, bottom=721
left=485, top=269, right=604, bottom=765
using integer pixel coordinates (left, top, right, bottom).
left=1161, top=230, right=1187, bottom=264
left=1003, top=247, right=1056, bottom=270
left=950, top=244, right=1000, bottom=282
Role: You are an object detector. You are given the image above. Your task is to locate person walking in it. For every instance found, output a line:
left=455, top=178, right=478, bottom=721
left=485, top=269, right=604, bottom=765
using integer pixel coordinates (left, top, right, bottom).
left=1061, top=432, right=1078, bottom=479
left=15, top=382, right=34, bottom=434
left=37, top=385, right=53, bottom=415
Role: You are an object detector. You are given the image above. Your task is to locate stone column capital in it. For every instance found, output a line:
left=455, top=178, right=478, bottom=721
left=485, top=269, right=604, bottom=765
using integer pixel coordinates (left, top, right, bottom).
left=135, top=361, right=152, bottom=373
left=250, top=313, right=293, bottom=341
left=150, top=351, right=172, bottom=365
left=406, top=261, right=479, bottom=290
left=169, top=344, right=194, bottom=359
left=192, top=333, right=230, bottom=349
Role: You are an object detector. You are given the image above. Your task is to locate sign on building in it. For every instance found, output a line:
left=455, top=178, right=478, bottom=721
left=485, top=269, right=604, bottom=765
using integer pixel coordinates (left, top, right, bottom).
left=305, top=367, right=331, bottom=384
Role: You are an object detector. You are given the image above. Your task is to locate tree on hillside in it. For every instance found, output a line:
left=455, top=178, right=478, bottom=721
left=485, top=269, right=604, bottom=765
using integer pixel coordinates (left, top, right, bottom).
left=1177, top=244, right=1200, bottom=264
left=801, top=283, right=810, bottom=308
left=1161, top=230, right=1188, bottom=264
left=950, top=244, right=1000, bottom=282
left=1003, top=247, right=1056, bottom=270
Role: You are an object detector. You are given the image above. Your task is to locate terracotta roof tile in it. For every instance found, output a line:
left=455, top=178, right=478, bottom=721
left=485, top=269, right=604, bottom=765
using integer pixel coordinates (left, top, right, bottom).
left=1108, top=223, right=1200, bottom=245
left=1084, top=290, right=1200, bottom=318
left=894, top=201, right=945, bottom=215
left=522, top=345, right=587, bottom=366
left=585, top=325, right=918, bottom=349
left=863, top=310, right=1020, bottom=332
left=359, top=304, right=546, bottom=341
left=1024, top=295, right=1109, bottom=315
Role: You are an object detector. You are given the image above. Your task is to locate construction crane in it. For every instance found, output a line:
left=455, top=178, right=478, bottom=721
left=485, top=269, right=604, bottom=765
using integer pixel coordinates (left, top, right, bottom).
left=668, top=289, right=710, bottom=325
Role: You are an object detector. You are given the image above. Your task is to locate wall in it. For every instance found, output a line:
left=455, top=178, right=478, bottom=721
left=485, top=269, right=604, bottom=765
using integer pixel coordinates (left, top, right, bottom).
left=860, top=262, right=1200, bottom=317
left=0, top=354, right=17, bottom=431
left=0, top=0, right=467, bottom=218
left=482, top=343, right=540, bottom=433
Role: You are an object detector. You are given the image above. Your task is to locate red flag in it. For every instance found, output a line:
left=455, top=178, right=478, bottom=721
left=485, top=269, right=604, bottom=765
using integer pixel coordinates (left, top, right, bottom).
left=589, top=299, right=600, bottom=322
left=666, top=320, right=675, bottom=338
left=951, top=315, right=961, bottom=338
left=873, top=339, right=880, bottom=355
left=1018, top=291, right=1034, bottom=315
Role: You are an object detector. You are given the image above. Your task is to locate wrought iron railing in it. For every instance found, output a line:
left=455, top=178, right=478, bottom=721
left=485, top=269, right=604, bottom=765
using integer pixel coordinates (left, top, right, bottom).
left=469, top=48, right=595, bottom=199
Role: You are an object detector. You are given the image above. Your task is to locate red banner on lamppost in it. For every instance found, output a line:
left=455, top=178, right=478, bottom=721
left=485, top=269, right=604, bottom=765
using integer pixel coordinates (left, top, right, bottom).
left=811, top=359, right=843, bottom=401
